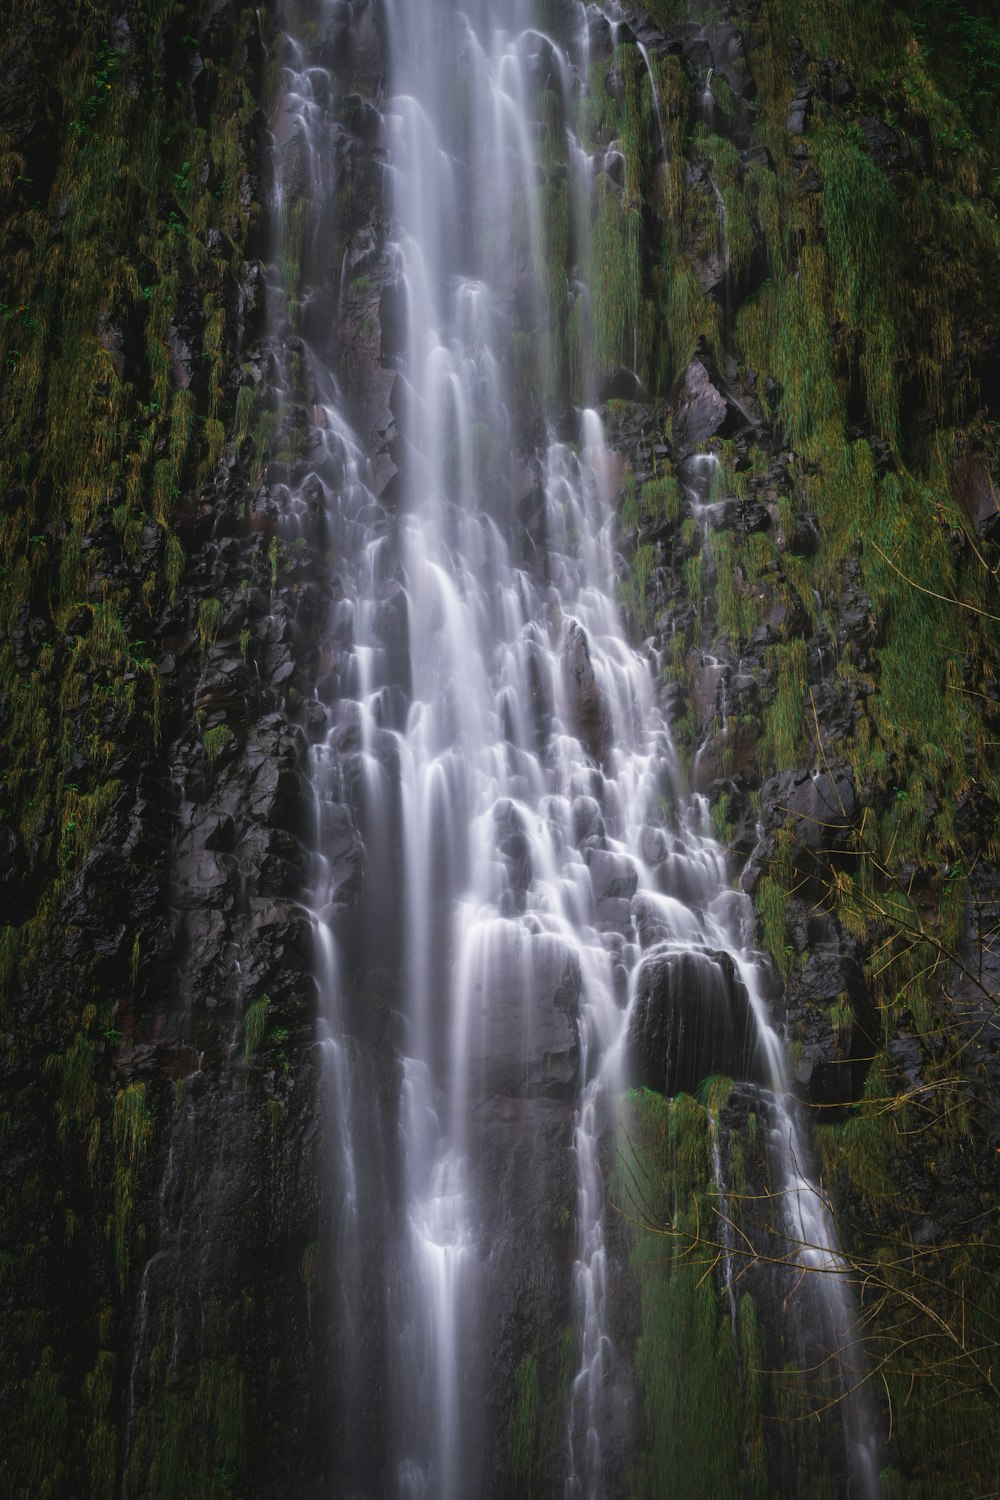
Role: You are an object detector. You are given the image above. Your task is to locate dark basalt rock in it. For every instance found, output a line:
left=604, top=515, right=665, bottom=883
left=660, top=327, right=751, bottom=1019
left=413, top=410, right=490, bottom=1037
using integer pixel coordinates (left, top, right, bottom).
left=626, top=945, right=769, bottom=1096
left=860, top=113, right=911, bottom=170
left=746, top=766, right=861, bottom=895
left=587, top=848, right=639, bottom=903
left=818, top=59, right=856, bottom=106
left=785, top=510, right=819, bottom=556
left=786, top=85, right=813, bottom=133
left=0, top=818, right=31, bottom=924
left=673, top=359, right=729, bottom=449
left=562, top=619, right=611, bottom=765
left=785, top=949, right=878, bottom=1110
left=598, top=366, right=648, bottom=402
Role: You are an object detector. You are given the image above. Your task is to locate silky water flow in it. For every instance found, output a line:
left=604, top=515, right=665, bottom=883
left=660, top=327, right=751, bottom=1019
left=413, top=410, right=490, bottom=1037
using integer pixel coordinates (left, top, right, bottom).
left=267, top=2, right=882, bottom=1495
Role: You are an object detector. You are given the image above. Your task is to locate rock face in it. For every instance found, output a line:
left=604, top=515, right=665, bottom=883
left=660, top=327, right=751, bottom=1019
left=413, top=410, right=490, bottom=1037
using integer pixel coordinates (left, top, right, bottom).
left=744, top=765, right=861, bottom=895
left=463, top=924, right=582, bottom=1096
left=785, top=948, right=878, bottom=1110
left=0, top=1, right=384, bottom=1493
left=561, top=619, right=611, bottom=764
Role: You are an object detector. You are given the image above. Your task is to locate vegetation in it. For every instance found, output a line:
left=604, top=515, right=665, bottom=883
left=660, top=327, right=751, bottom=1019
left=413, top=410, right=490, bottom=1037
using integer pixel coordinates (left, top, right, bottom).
left=0, top=3, right=269, bottom=1495
left=2, top=0, right=999, bottom=1494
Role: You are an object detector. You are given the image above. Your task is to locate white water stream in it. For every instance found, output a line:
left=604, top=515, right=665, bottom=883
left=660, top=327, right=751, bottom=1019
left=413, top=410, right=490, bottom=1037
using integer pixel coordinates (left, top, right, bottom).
left=269, top=2, right=881, bottom=1495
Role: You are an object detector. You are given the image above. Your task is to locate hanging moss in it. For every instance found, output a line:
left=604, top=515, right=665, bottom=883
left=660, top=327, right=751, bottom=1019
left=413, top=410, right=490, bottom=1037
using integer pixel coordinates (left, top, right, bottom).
left=591, top=179, right=644, bottom=376
left=509, top=1352, right=540, bottom=1495
left=617, top=1089, right=756, bottom=1500
left=756, top=639, right=809, bottom=773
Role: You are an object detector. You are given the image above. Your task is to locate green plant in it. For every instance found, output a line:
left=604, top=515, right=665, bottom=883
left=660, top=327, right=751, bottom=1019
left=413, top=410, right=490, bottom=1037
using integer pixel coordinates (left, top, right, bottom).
left=197, top=597, right=224, bottom=655
left=243, top=995, right=270, bottom=1058
left=202, top=724, right=231, bottom=770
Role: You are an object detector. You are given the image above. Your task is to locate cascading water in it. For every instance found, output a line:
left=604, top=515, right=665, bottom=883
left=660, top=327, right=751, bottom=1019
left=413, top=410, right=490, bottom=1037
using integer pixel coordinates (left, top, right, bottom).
left=268, top=1, right=881, bottom=1495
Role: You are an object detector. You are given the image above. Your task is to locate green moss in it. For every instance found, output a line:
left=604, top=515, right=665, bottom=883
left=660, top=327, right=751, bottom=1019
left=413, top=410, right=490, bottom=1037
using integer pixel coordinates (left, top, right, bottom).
left=756, top=875, right=792, bottom=978
left=243, top=994, right=270, bottom=1059
left=661, top=257, right=722, bottom=387
left=591, top=179, right=643, bottom=376
left=44, top=1030, right=99, bottom=1153
left=144, top=1355, right=248, bottom=1499
left=812, top=128, right=901, bottom=445
left=618, top=1090, right=749, bottom=1500
left=112, top=1082, right=153, bottom=1288
left=644, top=472, right=682, bottom=526
left=0, top=0, right=263, bottom=974
left=712, top=532, right=764, bottom=644
left=757, top=639, right=809, bottom=773
left=510, top=1352, right=540, bottom=1495
left=577, top=60, right=617, bottom=151
left=197, top=598, right=224, bottom=656
left=84, top=1350, right=117, bottom=1500
left=201, top=724, right=233, bottom=771
left=15, top=1347, right=70, bottom=1498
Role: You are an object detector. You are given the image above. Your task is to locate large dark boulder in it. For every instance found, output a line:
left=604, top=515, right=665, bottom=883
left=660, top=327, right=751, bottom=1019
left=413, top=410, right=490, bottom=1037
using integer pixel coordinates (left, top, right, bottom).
left=626, top=946, right=770, bottom=1096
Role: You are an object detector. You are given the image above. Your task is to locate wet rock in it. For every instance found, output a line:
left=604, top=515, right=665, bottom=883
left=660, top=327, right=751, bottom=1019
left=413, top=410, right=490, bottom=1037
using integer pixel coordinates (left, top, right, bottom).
left=640, top=825, right=668, bottom=867
left=494, top=799, right=534, bottom=898
left=673, top=359, right=728, bottom=449
left=597, top=367, right=648, bottom=402
left=319, top=803, right=364, bottom=910
left=786, top=511, right=820, bottom=556
left=705, top=497, right=740, bottom=531
left=951, top=452, right=1000, bottom=541
left=0, top=819, right=30, bottom=923
left=836, top=558, right=878, bottom=665
left=626, top=946, right=769, bottom=1096
left=561, top=620, right=610, bottom=764
left=740, top=499, right=771, bottom=534
left=464, top=926, right=581, bottom=1096
left=240, top=898, right=313, bottom=1001
left=742, top=145, right=774, bottom=173
left=786, top=86, right=813, bottom=133
left=783, top=900, right=851, bottom=958
left=248, top=759, right=309, bottom=835
left=572, top=795, right=605, bottom=847
left=693, top=718, right=758, bottom=789
left=594, top=895, right=633, bottom=932
left=586, top=849, right=638, bottom=903
left=173, top=850, right=241, bottom=911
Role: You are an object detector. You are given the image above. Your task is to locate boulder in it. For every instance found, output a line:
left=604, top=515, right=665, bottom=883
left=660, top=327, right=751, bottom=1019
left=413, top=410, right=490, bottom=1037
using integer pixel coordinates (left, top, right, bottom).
left=586, top=848, right=638, bottom=903
left=673, top=360, right=728, bottom=448
left=626, top=946, right=769, bottom=1096
left=786, top=85, right=813, bottom=133
left=561, top=620, right=610, bottom=764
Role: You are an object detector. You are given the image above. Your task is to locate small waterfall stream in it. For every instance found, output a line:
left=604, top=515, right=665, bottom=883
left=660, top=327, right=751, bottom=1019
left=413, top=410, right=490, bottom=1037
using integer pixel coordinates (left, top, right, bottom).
left=267, top=1, right=881, bottom=1495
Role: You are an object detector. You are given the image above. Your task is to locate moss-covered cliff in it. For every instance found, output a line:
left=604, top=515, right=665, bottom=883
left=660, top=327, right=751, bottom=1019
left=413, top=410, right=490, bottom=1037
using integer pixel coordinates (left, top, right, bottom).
left=0, top=0, right=998, bottom=1496
left=0, top=3, right=334, bottom=1495
left=583, top=3, right=1000, bottom=1494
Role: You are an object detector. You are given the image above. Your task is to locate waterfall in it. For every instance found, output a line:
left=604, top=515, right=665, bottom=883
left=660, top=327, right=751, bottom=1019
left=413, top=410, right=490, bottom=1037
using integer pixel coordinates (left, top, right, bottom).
left=267, top=2, right=882, bottom=1495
